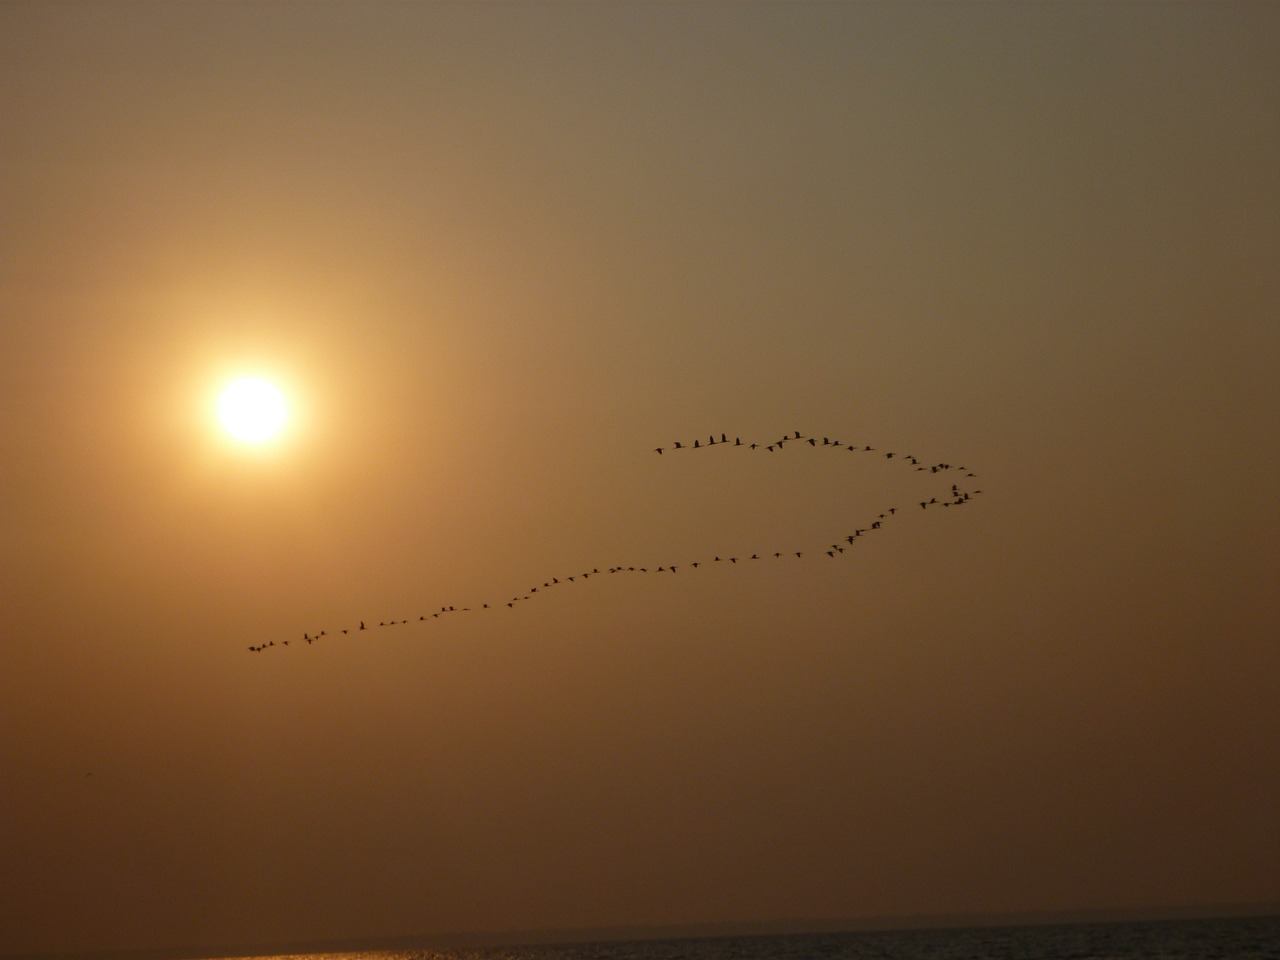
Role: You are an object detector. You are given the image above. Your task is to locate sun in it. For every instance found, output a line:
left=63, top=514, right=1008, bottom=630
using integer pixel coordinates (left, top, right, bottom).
left=217, top=376, right=289, bottom=443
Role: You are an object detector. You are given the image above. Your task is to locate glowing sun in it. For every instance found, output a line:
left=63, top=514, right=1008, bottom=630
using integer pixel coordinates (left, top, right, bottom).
left=217, top=376, right=288, bottom=443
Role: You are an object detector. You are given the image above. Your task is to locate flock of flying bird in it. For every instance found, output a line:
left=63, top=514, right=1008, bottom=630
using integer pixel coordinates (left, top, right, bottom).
left=247, top=429, right=981, bottom=653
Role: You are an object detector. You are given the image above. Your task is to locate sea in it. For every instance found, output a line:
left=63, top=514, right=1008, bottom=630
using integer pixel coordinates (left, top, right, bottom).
left=199, top=916, right=1280, bottom=960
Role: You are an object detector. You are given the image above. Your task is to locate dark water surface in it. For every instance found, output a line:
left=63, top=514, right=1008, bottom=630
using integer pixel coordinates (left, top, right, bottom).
left=209, top=916, right=1280, bottom=960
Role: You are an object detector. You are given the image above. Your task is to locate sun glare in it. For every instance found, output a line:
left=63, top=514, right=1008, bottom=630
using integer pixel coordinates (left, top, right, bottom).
left=217, top=376, right=288, bottom=443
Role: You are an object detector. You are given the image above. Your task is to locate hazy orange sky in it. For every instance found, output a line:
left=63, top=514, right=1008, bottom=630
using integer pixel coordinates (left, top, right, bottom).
left=2, top=2, right=1277, bottom=956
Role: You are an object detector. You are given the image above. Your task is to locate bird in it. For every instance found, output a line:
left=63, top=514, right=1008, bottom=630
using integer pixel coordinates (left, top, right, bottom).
left=268, top=428, right=980, bottom=654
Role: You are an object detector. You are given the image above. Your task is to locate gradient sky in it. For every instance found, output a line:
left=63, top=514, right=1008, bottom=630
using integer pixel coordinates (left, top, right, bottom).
left=2, top=2, right=1278, bottom=956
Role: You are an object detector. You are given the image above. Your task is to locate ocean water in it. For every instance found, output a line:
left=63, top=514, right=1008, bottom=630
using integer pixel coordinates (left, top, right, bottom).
left=214, top=915, right=1280, bottom=960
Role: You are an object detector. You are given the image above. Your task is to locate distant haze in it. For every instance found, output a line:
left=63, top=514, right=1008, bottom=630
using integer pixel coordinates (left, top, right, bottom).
left=1, top=2, right=1277, bottom=957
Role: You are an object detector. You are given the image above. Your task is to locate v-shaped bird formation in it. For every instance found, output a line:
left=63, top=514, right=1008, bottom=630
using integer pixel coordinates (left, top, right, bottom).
left=248, top=429, right=982, bottom=652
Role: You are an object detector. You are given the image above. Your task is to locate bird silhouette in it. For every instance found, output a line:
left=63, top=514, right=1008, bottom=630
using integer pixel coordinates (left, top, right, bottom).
left=254, top=427, right=981, bottom=653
